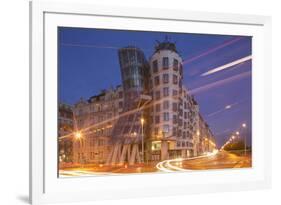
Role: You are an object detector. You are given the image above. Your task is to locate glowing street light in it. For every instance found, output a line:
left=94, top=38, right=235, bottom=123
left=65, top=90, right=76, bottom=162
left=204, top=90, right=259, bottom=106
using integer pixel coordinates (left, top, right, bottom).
left=141, top=118, right=144, bottom=163
left=242, top=123, right=247, bottom=156
left=236, top=131, right=240, bottom=135
left=75, top=132, right=82, bottom=139
left=231, top=135, right=235, bottom=140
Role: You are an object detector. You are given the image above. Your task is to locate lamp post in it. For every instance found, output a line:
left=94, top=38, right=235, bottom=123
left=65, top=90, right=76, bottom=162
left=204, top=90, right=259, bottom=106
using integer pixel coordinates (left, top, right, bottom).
left=242, top=123, right=247, bottom=156
left=141, top=118, right=144, bottom=163
left=74, top=131, right=82, bottom=163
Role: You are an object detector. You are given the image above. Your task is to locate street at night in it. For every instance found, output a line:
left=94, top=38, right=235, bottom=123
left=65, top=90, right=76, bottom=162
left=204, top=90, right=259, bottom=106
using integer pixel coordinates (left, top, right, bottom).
left=58, top=27, right=252, bottom=177
left=59, top=150, right=251, bottom=177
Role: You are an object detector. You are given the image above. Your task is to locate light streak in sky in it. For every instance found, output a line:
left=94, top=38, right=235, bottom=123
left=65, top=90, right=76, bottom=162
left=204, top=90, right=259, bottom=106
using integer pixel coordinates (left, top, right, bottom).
left=61, top=43, right=120, bottom=49
left=183, top=37, right=244, bottom=65
left=206, top=100, right=246, bottom=118
left=61, top=43, right=152, bottom=51
left=189, top=71, right=251, bottom=95
left=201, top=55, right=252, bottom=76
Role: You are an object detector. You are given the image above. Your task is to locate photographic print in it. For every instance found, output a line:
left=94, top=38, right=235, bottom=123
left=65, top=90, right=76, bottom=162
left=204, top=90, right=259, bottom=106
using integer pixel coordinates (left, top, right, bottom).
left=58, top=27, right=252, bottom=177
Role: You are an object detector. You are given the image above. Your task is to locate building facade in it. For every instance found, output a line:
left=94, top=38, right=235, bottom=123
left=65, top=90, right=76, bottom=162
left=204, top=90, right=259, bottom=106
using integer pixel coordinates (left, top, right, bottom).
left=70, top=40, right=216, bottom=165
left=148, top=41, right=201, bottom=160
left=72, top=86, right=123, bottom=164
left=58, top=103, right=74, bottom=163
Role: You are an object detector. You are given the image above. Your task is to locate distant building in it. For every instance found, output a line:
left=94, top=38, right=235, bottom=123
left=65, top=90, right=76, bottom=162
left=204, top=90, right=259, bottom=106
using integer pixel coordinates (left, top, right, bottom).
left=71, top=40, right=216, bottom=165
left=58, top=103, right=74, bottom=163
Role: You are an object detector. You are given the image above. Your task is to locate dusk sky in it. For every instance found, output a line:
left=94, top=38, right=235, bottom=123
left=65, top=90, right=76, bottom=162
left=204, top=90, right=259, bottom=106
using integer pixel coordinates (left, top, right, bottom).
left=58, top=27, right=252, bottom=147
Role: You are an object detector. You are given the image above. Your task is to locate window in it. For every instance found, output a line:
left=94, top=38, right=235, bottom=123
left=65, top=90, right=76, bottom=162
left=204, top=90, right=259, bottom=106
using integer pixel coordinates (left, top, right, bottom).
left=163, top=101, right=169, bottom=109
left=119, top=101, right=123, bottom=109
left=163, top=87, right=169, bottom=97
left=155, top=115, right=160, bottom=124
left=183, top=131, right=186, bottom=139
left=184, top=111, right=187, bottom=119
left=163, top=112, right=169, bottom=121
left=163, top=73, right=169, bottom=83
left=154, top=76, right=160, bottom=86
left=179, top=109, right=183, bottom=116
left=180, top=63, right=183, bottom=75
left=172, top=90, right=178, bottom=96
left=173, top=127, right=177, bottom=136
left=173, top=75, right=178, bottom=84
left=163, top=124, right=169, bottom=133
left=178, top=129, right=182, bottom=138
left=179, top=79, right=182, bottom=87
left=173, top=59, right=179, bottom=71
left=154, top=127, right=159, bottom=135
left=155, top=103, right=160, bottom=112
left=149, top=79, right=153, bottom=89
left=118, top=91, right=123, bottom=98
left=173, top=115, right=177, bottom=124
left=155, top=91, right=160, bottom=100
left=150, top=116, right=154, bottom=123
left=163, top=57, right=169, bottom=69
left=173, top=103, right=178, bottom=112
left=178, top=119, right=183, bottom=126
left=153, top=60, right=158, bottom=73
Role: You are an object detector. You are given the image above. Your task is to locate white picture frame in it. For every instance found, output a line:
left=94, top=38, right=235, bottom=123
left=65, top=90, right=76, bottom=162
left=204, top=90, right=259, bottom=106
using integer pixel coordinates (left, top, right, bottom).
left=30, top=1, right=272, bottom=204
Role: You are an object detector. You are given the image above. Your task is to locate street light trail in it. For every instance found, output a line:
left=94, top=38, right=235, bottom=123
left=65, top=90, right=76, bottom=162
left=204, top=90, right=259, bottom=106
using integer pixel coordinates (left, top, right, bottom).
left=189, top=71, right=251, bottom=95
left=59, top=170, right=122, bottom=177
left=61, top=42, right=153, bottom=52
left=156, top=151, right=219, bottom=172
left=206, top=99, right=248, bottom=118
left=201, top=55, right=252, bottom=76
left=183, top=37, right=244, bottom=65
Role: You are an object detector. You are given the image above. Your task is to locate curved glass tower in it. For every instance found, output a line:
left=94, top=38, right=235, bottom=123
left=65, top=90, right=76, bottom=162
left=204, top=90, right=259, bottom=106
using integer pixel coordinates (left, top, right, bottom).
left=118, top=46, right=148, bottom=110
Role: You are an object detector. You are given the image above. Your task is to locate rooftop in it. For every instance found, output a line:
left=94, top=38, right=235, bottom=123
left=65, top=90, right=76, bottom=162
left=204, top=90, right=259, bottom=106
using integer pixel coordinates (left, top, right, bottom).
left=154, top=37, right=178, bottom=53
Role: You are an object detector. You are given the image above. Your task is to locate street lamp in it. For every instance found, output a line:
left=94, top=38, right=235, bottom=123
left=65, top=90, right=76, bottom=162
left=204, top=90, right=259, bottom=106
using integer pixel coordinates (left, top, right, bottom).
left=242, top=123, right=247, bottom=156
left=141, top=118, right=144, bottom=163
left=235, top=131, right=240, bottom=135
left=75, top=132, right=82, bottom=140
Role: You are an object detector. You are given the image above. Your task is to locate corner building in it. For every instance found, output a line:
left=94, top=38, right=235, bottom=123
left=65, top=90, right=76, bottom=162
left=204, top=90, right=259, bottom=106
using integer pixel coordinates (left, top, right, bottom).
left=148, top=41, right=200, bottom=160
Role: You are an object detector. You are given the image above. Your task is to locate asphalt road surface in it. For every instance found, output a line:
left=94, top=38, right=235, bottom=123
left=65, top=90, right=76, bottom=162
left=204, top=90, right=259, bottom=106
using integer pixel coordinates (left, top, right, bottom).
left=59, top=151, right=251, bottom=177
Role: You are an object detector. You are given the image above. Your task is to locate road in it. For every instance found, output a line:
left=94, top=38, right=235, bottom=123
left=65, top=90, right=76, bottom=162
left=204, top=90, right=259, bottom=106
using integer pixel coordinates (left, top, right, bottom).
left=157, top=150, right=251, bottom=172
left=59, top=151, right=251, bottom=177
